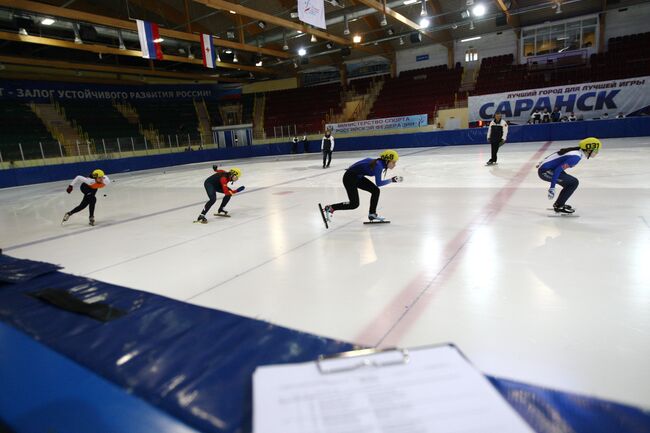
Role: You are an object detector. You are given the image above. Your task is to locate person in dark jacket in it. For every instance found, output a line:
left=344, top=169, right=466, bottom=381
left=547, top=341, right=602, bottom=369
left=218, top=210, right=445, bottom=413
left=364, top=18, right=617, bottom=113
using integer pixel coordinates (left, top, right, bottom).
left=321, top=130, right=334, bottom=168
left=486, top=112, right=509, bottom=166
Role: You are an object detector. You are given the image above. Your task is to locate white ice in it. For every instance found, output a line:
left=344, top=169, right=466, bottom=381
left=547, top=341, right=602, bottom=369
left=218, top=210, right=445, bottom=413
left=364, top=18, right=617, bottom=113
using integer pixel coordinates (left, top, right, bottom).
left=1, top=138, right=649, bottom=409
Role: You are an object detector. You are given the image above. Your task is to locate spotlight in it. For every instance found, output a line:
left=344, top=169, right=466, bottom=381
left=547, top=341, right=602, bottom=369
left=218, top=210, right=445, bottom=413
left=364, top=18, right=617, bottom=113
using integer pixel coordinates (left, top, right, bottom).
left=72, top=23, right=82, bottom=44
left=387, top=28, right=395, bottom=36
left=233, top=53, right=238, bottom=62
left=343, top=14, right=350, bottom=35
left=257, top=21, right=266, bottom=29
left=380, top=14, right=388, bottom=26
left=153, top=37, right=164, bottom=43
left=283, top=42, right=289, bottom=50
left=41, top=18, right=55, bottom=26
left=118, top=30, right=126, bottom=50
left=311, top=34, right=317, bottom=42
left=472, top=4, right=486, bottom=17
left=227, top=31, right=235, bottom=39
left=298, top=47, right=307, bottom=56
left=326, top=42, right=333, bottom=49
left=293, top=60, right=299, bottom=68
left=461, top=9, right=471, bottom=19
left=399, top=37, right=404, bottom=45
left=256, top=60, right=263, bottom=66
left=420, top=0, right=427, bottom=16
left=419, top=17, right=430, bottom=28
left=469, top=20, right=475, bottom=30
left=229, top=10, right=236, bottom=14
left=282, top=31, right=289, bottom=50
left=353, top=34, right=362, bottom=43
left=452, top=23, right=458, bottom=29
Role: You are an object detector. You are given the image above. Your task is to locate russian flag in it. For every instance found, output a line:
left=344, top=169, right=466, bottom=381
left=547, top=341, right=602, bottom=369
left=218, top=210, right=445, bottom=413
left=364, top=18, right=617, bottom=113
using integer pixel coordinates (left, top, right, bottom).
left=136, top=20, right=164, bottom=60
left=201, top=34, right=216, bottom=68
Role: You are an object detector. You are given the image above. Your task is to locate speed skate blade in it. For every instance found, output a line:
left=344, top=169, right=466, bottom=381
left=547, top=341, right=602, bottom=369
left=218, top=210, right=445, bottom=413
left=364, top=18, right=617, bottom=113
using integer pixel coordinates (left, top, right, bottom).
left=214, top=213, right=231, bottom=217
left=363, top=220, right=391, bottom=224
left=318, top=203, right=329, bottom=229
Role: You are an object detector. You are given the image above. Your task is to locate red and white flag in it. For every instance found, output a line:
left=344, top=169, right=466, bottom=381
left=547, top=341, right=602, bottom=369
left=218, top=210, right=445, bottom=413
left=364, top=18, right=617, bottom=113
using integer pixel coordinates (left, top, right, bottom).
left=201, top=34, right=217, bottom=68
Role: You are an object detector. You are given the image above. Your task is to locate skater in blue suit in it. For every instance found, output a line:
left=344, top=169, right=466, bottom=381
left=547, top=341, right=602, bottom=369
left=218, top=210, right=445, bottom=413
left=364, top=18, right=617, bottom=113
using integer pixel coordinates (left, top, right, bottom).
left=321, top=150, right=402, bottom=223
left=537, top=137, right=601, bottom=214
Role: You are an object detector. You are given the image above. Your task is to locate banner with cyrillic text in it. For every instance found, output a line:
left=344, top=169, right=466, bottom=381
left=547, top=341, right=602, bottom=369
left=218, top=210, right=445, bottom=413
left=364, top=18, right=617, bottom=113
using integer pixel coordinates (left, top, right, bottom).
left=468, top=76, right=650, bottom=123
left=0, top=80, right=241, bottom=101
left=326, top=114, right=428, bottom=134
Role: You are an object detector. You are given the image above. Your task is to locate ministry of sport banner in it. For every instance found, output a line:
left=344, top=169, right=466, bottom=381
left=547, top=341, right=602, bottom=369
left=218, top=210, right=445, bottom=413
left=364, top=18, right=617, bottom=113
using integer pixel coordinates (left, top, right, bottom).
left=468, top=76, right=650, bottom=123
left=326, top=114, right=428, bottom=134
left=298, top=0, right=326, bottom=30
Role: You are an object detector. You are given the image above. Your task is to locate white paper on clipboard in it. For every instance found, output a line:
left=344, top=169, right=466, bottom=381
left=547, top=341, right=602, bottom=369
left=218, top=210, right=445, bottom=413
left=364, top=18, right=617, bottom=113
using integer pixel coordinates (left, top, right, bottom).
left=253, top=344, right=534, bottom=433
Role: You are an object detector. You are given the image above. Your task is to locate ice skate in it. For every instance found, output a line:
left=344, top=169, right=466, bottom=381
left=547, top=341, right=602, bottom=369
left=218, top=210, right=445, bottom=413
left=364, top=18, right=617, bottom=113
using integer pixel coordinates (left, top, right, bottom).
left=549, top=205, right=579, bottom=217
left=195, top=215, right=208, bottom=224
left=364, top=213, right=390, bottom=224
left=61, top=212, right=71, bottom=224
left=214, top=209, right=231, bottom=217
left=317, top=203, right=330, bottom=229
left=89, top=216, right=95, bottom=226
left=485, top=160, right=497, bottom=166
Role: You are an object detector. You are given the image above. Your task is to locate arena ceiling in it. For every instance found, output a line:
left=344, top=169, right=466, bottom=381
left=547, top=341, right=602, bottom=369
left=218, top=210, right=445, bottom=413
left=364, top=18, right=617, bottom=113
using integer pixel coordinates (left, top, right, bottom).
left=0, top=0, right=646, bottom=84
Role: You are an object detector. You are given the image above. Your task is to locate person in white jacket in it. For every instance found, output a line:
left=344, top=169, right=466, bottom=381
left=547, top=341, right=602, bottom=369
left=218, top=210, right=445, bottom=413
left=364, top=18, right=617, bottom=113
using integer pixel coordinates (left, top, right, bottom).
left=62, top=169, right=111, bottom=226
left=486, top=112, right=509, bottom=166
left=321, top=130, right=334, bottom=168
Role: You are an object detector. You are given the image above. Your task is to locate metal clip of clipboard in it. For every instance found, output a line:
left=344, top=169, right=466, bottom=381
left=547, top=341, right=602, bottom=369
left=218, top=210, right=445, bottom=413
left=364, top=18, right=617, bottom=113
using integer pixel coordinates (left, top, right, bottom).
left=316, top=347, right=410, bottom=374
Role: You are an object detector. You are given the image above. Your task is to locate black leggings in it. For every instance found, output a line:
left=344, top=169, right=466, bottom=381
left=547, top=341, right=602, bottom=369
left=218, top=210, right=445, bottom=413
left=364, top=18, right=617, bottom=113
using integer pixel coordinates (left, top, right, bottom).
left=490, top=139, right=502, bottom=162
left=201, top=181, right=231, bottom=215
left=69, top=192, right=97, bottom=218
left=322, top=150, right=332, bottom=167
left=331, top=171, right=380, bottom=214
left=538, top=168, right=579, bottom=207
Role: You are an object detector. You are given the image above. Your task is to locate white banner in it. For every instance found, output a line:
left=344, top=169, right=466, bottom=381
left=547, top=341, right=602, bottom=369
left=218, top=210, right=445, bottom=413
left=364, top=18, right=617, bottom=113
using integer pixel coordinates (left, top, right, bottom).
left=468, top=76, right=650, bottom=124
left=326, top=114, right=428, bottom=134
left=298, top=0, right=326, bottom=30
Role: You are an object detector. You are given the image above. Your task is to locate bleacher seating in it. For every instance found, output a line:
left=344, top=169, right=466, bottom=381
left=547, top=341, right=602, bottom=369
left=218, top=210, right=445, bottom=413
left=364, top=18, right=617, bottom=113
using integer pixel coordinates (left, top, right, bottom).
left=131, top=100, right=199, bottom=136
left=369, top=65, right=462, bottom=121
left=263, top=83, right=342, bottom=136
left=58, top=100, right=142, bottom=141
left=0, top=100, right=53, bottom=159
left=474, top=33, right=650, bottom=95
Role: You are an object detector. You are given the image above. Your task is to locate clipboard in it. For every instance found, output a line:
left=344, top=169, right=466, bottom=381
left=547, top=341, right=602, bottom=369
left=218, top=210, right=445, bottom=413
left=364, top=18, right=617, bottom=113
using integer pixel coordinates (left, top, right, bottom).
left=253, top=343, right=535, bottom=433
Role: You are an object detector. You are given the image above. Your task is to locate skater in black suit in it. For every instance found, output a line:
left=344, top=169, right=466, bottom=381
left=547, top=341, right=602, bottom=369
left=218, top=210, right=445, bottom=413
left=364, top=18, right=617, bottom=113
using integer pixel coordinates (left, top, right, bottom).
left=486, top=112, right=508, bottom=166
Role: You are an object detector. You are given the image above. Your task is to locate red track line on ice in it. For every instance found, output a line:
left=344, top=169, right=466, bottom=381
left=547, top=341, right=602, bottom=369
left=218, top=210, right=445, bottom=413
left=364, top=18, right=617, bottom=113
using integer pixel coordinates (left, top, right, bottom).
left=356, top=141, right=554, bottom=348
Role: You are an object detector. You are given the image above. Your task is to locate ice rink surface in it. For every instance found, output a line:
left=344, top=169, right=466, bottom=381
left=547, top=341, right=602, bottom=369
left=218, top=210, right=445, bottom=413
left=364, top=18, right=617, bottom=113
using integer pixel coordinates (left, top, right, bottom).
left=2, top=138, right=649, bottom=408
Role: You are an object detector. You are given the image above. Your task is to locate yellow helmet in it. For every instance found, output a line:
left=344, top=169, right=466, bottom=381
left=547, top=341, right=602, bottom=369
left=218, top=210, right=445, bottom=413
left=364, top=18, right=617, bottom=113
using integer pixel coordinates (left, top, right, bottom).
left=92, top=169, right=105, bottom=178
left=579, top=137, right=601, bottom=158
left=229, top=167, right=242, bottom=178
left=379, top=150, right=399, bottom=162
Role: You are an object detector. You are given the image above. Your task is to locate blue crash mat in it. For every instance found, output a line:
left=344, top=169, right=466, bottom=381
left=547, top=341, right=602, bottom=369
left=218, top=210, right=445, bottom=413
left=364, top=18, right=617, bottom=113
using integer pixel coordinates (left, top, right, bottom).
left=0, top=254, right=61, bottom=284
left=0, top=254, right=649, bottom=433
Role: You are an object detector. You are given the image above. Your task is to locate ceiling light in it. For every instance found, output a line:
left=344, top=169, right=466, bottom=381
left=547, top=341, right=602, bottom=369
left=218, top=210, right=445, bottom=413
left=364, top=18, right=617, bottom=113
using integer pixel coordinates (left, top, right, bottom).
left=225, top=49, right=233, bottom=54
left=343, top=13, right=350, bottom=35
left=419, top=17, right=430, bottom=28
left=387, top=28, right=395, bottom=36
left=352, top=34, right=362, bottom=43
left=380, top=14, right=388, bottom=26
left=257, top=21, right=266, bottom=29
left=311, top=34, right=317, bottom=42
left=403, top=0, right=418, bottom=4
left=283, top=30, right=289, bottom=50
left=118, top=30, right=126, bottom=50
left=233, top=53, right=238, bottom=62
left=326, top=42, right=333, bottom=49
left=466, top=0, right=474, bottom=5
left=290, top=12, right=299, bottom=18
left=472, top=4, right=486, bottom=17
left=40, top=18, right=55, bottom=26
left=420, top=0, right=427, bottom=16
left=298, top=47, right=307, bottom=56
left=18, top=28, right=28, bottom=36
left=555, top=2, right=562, bottom=13
left=461, top=36, right=481, bottom=42
left=293, top=60, right=299, bottom=68
left=229, top=10, right=236, bottom=14
left=297, top=30, right=303, bottom=34
left=227, top=31, right=235, bottom=39
left=153, top=37, right=164, bottom=43
left=469, top=20, right=475, bottom=30
left=188, top=52, right=195, bottom=59
left=452, top=23, right=458, bottom=29
left=399, top=37, right=404, bottom=45
left=216, top=52, right=221, bottom=62
left=283, top=42, right=289, bottom=50
left=256, top=60, right=263, bottom=66
left=461, top=9, right=471, bottom=19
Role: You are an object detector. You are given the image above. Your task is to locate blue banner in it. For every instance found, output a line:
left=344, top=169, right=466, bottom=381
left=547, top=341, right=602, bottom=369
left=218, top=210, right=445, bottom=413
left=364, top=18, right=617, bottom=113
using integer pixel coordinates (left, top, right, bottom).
left=0, top=80, right=241, bottom=101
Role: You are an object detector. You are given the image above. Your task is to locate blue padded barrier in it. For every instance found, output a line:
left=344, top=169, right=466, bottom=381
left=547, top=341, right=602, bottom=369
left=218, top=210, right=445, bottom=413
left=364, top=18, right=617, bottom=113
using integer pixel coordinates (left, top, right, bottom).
left=0, top=254, right=649, bottom=433
left=0, top=255, right=61, bottom=284
left=1, top=117, right=649, bottom=189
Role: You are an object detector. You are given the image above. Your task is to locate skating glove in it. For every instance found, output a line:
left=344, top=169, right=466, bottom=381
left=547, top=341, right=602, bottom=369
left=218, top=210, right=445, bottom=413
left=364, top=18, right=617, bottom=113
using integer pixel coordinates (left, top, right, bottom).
left=236, top=186, right=245, bottom=193
left=547, top=187, right=555, bottom=200
left=391, top=176, right=404, bottom=183
left=212, top=164, right=219, bottom=171
left=66, top=185, right=73, bottom=194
